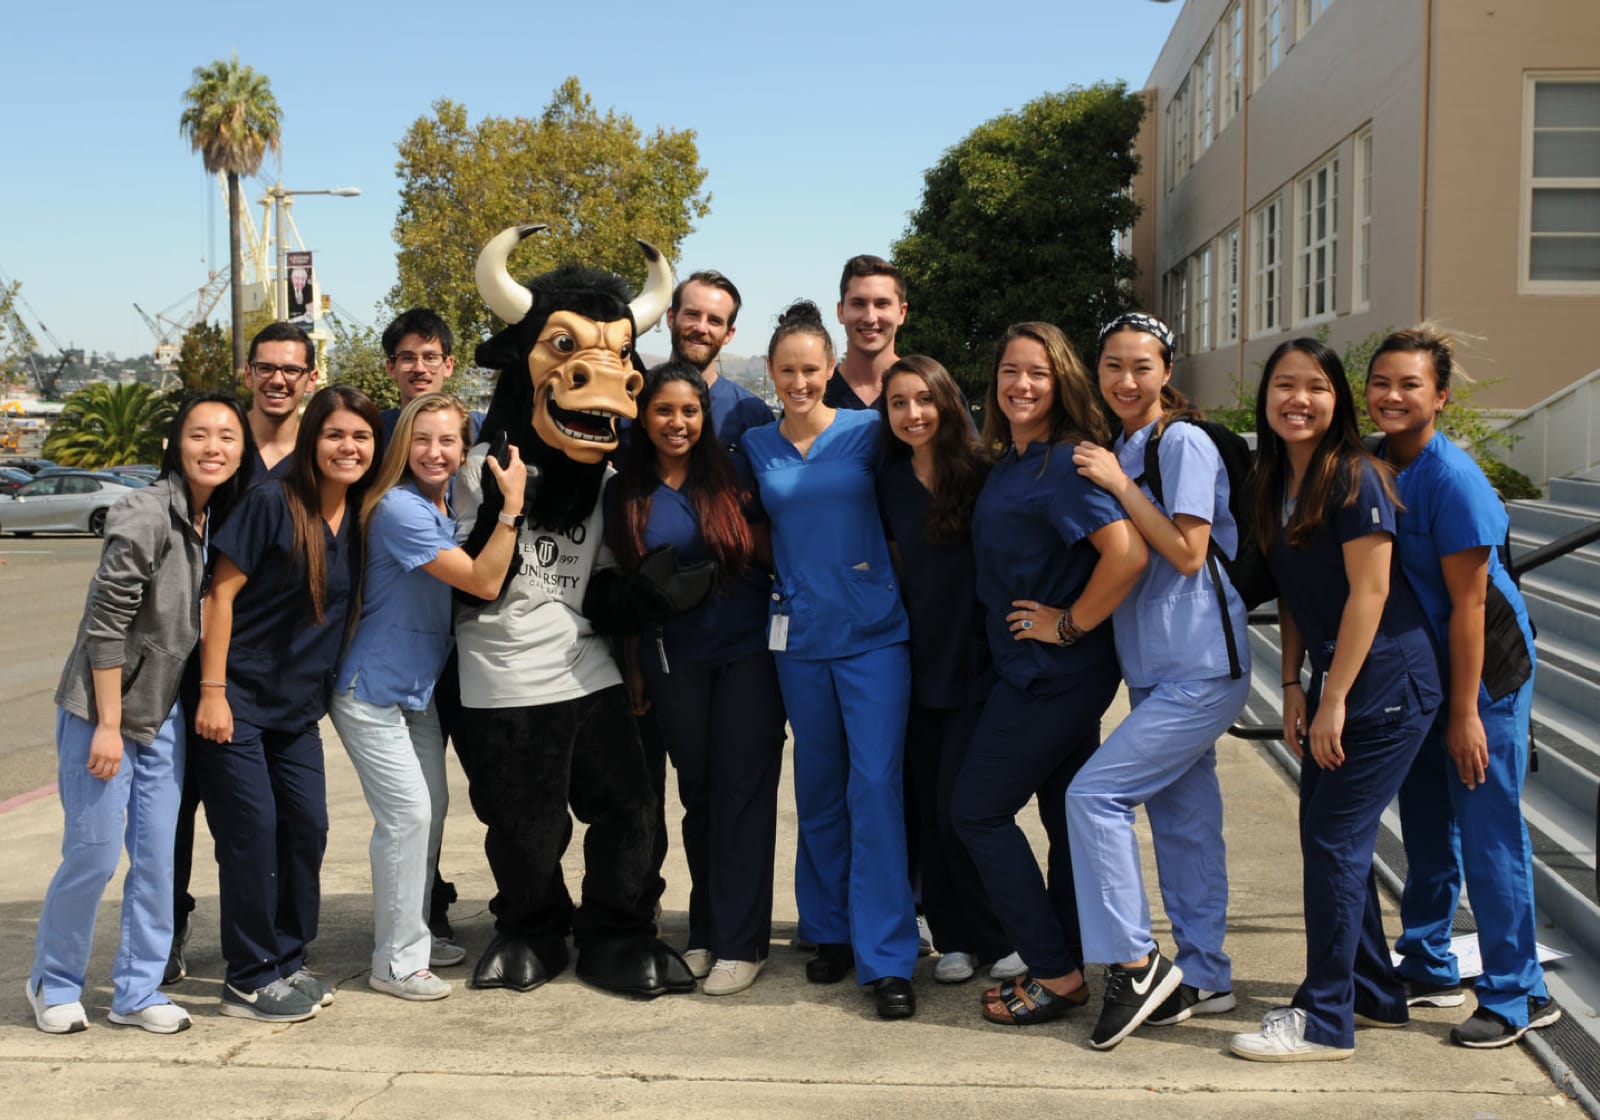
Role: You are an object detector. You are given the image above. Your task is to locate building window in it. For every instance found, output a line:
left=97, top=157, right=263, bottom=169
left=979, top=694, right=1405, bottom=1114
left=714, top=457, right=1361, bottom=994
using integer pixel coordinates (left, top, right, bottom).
left=1194, top=37, right=1216, bottom=157
left=1354, top=128, right=1373, bottom=309
left=1220, top=1, right=1243, bottom=131
left=1254, top=0, right=1283, bottom=90
left=1523, top=75, right=1600, bottom=289
left=1166, top=264, right=1190, bottom=357
left=1297, top=0, right=1334, bottom=34
left=1192, top=247, right=1213, bottom=353
left=1170, top=78, right=1192, bottom=189
left=1218, top=224, right=1241, bottom=344
left=1250, top=194, right=1285, bottom=335
left=1296, top=154, right=1340, bottom=322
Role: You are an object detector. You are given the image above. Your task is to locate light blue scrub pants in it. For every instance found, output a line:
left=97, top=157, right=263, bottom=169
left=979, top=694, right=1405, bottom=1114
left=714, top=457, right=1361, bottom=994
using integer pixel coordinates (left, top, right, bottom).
left=329, top=688, right=448, bottom=981
left=1395, top=677, right=1546, bottom=1027
left=776, top=643, right=919, bottom=984
left=1067, top=675, right=1249, bottom=990
left=31, top=705, right=184, bottom=1015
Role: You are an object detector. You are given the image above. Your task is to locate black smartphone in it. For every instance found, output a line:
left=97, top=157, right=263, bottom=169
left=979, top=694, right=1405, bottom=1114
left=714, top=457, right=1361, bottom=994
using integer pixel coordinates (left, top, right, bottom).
left=489, top=431, right=511, bottom=470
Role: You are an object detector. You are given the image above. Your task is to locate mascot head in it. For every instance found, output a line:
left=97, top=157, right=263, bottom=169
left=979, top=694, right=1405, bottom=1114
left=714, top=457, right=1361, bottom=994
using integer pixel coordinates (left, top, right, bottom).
left=473, top=224, right=673, bottom=465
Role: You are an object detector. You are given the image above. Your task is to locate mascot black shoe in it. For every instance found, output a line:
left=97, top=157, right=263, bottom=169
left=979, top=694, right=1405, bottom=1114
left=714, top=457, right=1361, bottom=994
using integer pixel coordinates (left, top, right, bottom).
left=576, top=934, right=696, bottom=998
left=470, top=933, right=569, bottom=992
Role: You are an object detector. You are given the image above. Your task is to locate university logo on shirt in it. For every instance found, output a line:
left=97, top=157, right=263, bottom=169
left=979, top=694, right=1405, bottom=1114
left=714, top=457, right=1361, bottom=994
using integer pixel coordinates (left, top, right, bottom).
left=534, top=536, right=560, bottom=567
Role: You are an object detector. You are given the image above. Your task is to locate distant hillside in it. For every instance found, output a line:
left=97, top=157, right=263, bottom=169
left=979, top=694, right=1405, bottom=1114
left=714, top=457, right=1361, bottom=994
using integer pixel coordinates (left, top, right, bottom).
left=638, top=351, right=775, bottom=405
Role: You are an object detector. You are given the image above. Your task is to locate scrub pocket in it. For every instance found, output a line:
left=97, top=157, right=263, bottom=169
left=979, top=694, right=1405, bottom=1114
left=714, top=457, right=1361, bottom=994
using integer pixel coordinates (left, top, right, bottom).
left=1481, top=582, right=1533, bottom=702
left=838, top=563, right=903, bottom=641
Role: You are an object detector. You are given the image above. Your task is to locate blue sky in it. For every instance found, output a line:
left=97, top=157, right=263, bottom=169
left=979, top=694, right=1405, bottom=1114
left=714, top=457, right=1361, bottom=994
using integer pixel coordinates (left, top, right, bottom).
left=1, top=0, right=1178, bottom=363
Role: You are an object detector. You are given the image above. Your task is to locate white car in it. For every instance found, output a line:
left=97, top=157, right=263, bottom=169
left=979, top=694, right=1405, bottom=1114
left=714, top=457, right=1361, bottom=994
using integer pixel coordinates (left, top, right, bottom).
left=0, top=471, right=140, bottom=537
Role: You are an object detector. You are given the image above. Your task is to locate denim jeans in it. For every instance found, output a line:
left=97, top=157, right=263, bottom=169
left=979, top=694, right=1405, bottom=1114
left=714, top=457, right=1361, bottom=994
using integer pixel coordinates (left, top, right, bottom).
left=31, top=704, right=184, bottom=1014
left=329, top=688, right=446, bottom=980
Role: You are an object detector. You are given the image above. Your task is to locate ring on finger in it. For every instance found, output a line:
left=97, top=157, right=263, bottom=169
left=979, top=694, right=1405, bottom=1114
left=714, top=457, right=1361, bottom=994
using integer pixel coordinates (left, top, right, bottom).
left=1021, top=619, right=1033, bottom=630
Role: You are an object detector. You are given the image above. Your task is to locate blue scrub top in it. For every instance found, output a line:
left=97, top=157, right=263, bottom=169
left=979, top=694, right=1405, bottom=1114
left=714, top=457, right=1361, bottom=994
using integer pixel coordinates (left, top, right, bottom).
left=708, top=376, right=776, bottom=454
left=211, top=479, right=360, bottom=729
left=1270, top=458, right=1443, bottom=726
left=972, top=440, right=1127, bottom=695
left=336, top=483, right=459, bottom=710
left=1111, top=421, right=1250, bottom=687
left=877, top=456, right=994, bottom=709
left=604, top=469, right=771, bottom=674
left=741, top=408, right=909, bottom=660
left=1379, top=432, right=1534, bottom=674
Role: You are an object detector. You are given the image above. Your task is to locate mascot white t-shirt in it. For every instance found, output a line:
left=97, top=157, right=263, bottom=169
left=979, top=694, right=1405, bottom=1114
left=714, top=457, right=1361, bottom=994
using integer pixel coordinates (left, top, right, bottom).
left=452, top=447, right=622, bottom=707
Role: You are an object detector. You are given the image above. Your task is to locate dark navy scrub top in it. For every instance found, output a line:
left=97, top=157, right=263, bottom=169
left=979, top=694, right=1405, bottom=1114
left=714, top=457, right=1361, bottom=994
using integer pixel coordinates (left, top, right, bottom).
left=603, top=470, right=771, bottom=674
left=972, top=440, right=1126, bottom=696
left=741, top=409, right=909, bottom=660
left=877, top=456, right=994, bottom=709
left=822, top=366, right=873, bottom=411
left=211, top=480, right=361, bottom=730
left=708, top=377, right=776, bottom=453
left=1270, top=459, right=1443, bottom=728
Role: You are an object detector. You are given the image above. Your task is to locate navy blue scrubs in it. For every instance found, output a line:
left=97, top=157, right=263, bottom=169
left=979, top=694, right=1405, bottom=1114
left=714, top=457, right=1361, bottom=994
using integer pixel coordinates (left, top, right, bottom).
left=877, top=456, right=1009, bottom=963
left=707, top=377, right=775, bottom=453
left=1272, top=460, right=1442, bottom=1048
left=190, top=480, right=361, bottom=992
left=953, top=439, right=1126, bottom=981
left=608, top=469, right=786, bottom=964
left=822, top=366, right=873, bottom=411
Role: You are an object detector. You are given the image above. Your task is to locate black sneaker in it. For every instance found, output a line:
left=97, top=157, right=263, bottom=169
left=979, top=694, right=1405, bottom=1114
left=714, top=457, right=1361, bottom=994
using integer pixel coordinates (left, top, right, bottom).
left=1404, top=978, right=1465, bottom=1007
left=1090, top=949, right=1184, bottom=1050
left=161, top=923, right=189, bottom=987
left=1451, top=996, right=1562, bottom=1049
left=1148, top=982, right=1238, bottom=1025
left=805, top=943, right=854, bottom=984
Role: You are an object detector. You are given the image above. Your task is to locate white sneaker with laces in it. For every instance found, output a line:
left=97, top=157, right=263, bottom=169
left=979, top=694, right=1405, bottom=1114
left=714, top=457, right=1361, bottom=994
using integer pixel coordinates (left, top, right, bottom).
left=24, top=978, right=88, bottom=1035
left=703, top=958, right=763, bottom=996
left=368, top=968, right=452, bottom=1002
left=1230, top=1007, right=1354, bottom=1062
left=989, top=952, right=1027, bottom=980
left=934, top=951, right=977, bottom=983
left=682, top=948, right=713, bottom=980
left=108, top=1002, right=192, bottom=1034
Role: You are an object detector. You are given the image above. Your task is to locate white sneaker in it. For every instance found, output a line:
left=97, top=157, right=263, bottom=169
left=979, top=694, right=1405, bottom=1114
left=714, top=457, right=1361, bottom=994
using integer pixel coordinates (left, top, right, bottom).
left=934, top=952, right=977, bottom=984
left=24, top=978, right=88, bottom=1035
left=1230, top=1007, right=1354, bottom=1062
left=368, top=968, right=452, bottom=1002
left=430, top=936, right=467, bottom=968
left=989, top=952, right=1027, bottom=980
left=108, top=1002, right=192, bottom=1034
left=703, top=958, right=763, bottom=996
left=682, top=948, right=714, bottom=980
left=916, top=914, right=934, bottom=957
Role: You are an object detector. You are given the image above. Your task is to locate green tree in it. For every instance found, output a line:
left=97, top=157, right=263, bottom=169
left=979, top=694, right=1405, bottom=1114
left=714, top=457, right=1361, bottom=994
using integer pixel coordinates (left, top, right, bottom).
left=42, top=382, right=174, bottom=467
left=893, top=82, right=1147, bottom=395
left=180, top=55, right=282, bottom=381
left=391, top=79, right=711, bottom=350
left=175, top=320, right=232, bottom=394
left=326, top=322, right=399, bottom=411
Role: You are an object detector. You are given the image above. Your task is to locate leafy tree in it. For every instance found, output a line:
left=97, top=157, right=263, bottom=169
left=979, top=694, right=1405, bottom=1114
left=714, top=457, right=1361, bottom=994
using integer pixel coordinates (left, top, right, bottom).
left=391, top=79, right=711, bottom=352
left=180, top=55, right=282, bottom=380
left=893, top=83, right=1146, bottom=395
left=326, top=322, right=399, bottom=411
left=43, top=382, right=174, bottom=467
left=175, top=321, right=232, bottom=394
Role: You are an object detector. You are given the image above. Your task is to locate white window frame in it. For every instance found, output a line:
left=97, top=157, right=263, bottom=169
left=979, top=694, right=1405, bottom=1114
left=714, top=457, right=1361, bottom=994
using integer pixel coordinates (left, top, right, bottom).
left=1218, top=224, right=1241, bottom=344
left=1298, top=0, right=1333, bottom=35
left=1171, top=78, right=1192, bottom=187
left=1254, top=0, right=1283, bottom=90
left=1295, top=152, right=1340, bottom=324
left=1167, top=265, right=1190, bottom=357
left=1220, top=1, right=1243, bottom=132
left=1519, top=72, right=1600, bottom=293
left=1354, top=127, right=1373, bottom=310
left=1192, top=247, right=1213, bottom=353
left=1250, top=193, right=1285, bottom=336
left=1194, top=37, right=1216, bottom=158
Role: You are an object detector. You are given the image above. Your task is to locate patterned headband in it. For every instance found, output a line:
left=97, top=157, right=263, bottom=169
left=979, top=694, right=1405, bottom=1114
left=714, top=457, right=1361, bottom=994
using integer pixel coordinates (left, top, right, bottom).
left=1097, top=313, right=1175, bottom=353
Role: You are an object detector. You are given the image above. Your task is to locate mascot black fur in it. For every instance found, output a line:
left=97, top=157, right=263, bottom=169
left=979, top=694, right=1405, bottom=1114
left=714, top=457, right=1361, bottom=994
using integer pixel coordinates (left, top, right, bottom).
left=452, top=224, right=713, bottom=997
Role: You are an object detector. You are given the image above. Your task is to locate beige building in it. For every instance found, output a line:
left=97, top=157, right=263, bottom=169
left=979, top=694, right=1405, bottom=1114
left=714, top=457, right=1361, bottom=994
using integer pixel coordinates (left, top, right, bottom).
left=1129, top=0, right=1600, bottom=413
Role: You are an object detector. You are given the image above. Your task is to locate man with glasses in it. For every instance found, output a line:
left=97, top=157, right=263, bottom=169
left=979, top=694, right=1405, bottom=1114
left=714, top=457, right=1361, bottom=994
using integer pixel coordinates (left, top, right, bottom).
left=379, top=308, right=483, bottom=442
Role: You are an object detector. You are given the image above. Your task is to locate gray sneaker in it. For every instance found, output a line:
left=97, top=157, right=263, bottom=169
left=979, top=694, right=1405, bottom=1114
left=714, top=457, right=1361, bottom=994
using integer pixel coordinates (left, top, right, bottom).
left=368, top=968, right=452, bottom=1002
left=285, top=968, right=334, bottom=1007
left=220, top=979, right=319, bottom=1022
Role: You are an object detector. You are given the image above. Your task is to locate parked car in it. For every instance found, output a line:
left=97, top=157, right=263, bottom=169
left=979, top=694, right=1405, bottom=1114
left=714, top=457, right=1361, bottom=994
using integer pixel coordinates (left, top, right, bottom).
left=0, top=458, right=58, bottom=476
left=0, top=466, right=32, bottom=497
left=102, top=464, right=160, bottom=484
left=0, top=471, right=139, bottom=537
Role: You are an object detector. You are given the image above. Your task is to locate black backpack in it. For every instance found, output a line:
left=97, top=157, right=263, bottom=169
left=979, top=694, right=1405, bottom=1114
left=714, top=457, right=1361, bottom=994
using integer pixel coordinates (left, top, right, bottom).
left=1139, top=418, right=1276, bottom=680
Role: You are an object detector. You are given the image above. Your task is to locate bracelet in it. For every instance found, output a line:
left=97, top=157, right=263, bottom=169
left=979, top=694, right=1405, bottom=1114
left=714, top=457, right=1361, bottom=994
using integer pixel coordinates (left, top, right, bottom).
left=1055, top=607, right=1087, bottom=646
left=199, top=681, right=227, bottom=689
left=1282, top=679, right=1302, bottom=689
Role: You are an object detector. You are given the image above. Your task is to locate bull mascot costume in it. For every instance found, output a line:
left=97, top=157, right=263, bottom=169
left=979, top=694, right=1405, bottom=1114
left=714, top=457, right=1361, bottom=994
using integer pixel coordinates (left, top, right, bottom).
left=452, top=224, right=713, bottom=996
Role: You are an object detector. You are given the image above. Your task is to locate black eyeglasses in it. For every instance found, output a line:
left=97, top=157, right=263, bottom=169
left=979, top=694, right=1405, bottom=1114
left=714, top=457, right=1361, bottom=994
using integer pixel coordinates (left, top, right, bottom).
left=393, top=351, right=449, bottom=370
left=249, top=362, right=312, bottom=381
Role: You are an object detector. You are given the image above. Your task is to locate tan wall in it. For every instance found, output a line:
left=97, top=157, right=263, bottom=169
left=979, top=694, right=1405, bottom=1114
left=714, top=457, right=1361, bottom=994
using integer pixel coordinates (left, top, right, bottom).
left=1428, top=1, right=1600, bottom=408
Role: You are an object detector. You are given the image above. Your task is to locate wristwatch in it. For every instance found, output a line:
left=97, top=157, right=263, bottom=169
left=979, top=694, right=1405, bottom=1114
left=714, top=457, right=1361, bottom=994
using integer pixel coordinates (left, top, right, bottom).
left=497, top=511, right=524, bottom=529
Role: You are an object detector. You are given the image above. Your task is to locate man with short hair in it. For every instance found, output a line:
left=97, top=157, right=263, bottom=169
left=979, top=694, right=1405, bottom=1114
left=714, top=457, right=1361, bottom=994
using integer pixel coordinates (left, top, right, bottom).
left=379, top=308, right=483, bottom=441
left=825, top=255, right=908, bottom=410
left=666, top=271, right=774, bottom=447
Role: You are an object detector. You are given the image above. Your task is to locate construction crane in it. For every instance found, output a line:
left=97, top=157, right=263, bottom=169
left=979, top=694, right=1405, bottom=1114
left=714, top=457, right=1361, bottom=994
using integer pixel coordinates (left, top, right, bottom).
left=0, top=264, right=77, bottom=400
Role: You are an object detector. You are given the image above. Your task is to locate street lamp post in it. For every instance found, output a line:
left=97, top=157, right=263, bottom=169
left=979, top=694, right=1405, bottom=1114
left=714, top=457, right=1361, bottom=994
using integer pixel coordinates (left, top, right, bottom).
left=267, top=184, right=362, bottom=320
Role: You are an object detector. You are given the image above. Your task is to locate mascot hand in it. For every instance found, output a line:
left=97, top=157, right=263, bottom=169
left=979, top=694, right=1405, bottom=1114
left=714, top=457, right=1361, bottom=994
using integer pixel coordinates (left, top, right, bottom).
left=583, top=545, right=718, bottom=634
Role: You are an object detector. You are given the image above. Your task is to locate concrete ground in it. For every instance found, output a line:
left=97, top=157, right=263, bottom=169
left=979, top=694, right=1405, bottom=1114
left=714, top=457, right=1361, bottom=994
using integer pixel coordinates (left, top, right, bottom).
left=0, top=680, right=1578, bottom=1119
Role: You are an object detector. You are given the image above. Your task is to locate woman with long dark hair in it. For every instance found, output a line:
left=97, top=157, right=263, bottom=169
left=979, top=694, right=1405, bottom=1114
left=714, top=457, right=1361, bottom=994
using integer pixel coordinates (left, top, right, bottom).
left=1228, top=339, right=1441, bottom=1062
left=28, top=393, right=253, bottom=1035
left=739, top=300, right=918, bottom=1019
left=331, top=393, right=525, bottom=1002
left=192, top=385, right=382, bottom=1024
left=874, top=355, right=1010, bottom=984
left=609, top=361, right=786, bottom=996
left=1365, top=326, right=1559, bottom=1048
left=955, top=322, right=1146, bottom=1026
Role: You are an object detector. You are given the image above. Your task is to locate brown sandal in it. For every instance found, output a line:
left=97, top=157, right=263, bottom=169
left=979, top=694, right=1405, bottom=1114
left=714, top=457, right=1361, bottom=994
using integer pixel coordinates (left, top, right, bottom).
left=981, top=974, right=1089, bottom=1026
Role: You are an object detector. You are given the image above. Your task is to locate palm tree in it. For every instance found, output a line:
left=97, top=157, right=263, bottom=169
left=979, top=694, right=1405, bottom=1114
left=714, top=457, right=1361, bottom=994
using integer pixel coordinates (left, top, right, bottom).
left=179, top=55, right=282, bottom=380
left=42, top=382, right=174, bottom=468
